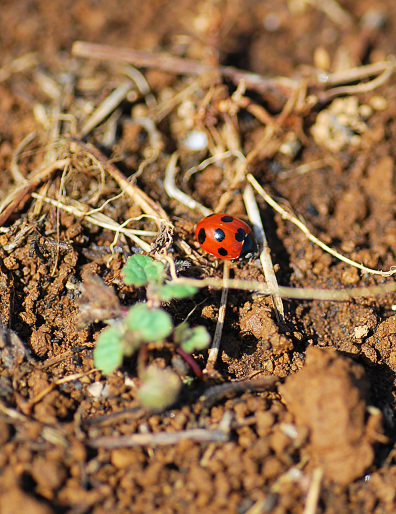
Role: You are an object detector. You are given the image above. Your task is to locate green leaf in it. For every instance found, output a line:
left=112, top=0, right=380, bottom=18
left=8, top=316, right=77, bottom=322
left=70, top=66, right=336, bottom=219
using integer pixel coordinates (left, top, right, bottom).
left=94, top=326, right=124, bottom=374
left=122, top=254, right=164, bottom=286
left=137, top=365, right=181, bottom=410
left=125, top=303, right=173, bottom=342
left=157, top=282, right=198, bottom=301
left=175, top=323, right=211, bottom=353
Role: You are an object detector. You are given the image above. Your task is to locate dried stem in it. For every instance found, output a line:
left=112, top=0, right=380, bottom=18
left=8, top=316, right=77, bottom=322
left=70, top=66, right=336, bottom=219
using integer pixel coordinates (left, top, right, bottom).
left=77, top=81, right=133, bottom=138
left=197, top=376, right=278, bottom=410
left=78, top=142, right=169, bottom=226
left=243, top=184, right=284, bottom=322
left=0, top=158, right=70, bottom=226
left=204, top=260, right=230, bottom=374
left=72, top=41, right=297, bottom=99
left=87, top=413, right=232, bottom=448
left=164, top=152, right=211, bottom=216
left=303, top=468, right=324, bottom=514
left=173, top=275, right=396, bottom=301
left=247, top=174, right=396, bottom=277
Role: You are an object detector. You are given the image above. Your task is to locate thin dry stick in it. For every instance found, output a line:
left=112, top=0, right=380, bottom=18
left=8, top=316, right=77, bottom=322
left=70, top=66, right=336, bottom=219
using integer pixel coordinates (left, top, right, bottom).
left=78, top=81, right=133, bottom=138
left=205, top=260, right=230, bottom=373
left=0, top=400, right=29, bottom=423
left=198, top=376, right=278, bottom=409
left=243, top=184, right=284, bottom=322
left=79, top=142, right=169, bottom=227
left=0, top=52, right=39, bottom=82
left=314, top=59, right=395, bottom=88
left=318, top=64, right=395, bottom=103
left=247, top=174, right=396, bottom=277
left=123, top=66, right=157, bottom=108
left=173, top=275, right=396, bottom=301
left=182, top=150, right=246, bottom=185
left=278, top=158, right=331, bottom=179
left=10, top=131, right=37, bottom=184
left=164, top=152, right=211, bottom=216
left=87, top=411, right=232, bottom=448
left=0, top=158, right=70, bottom=226
left=305, top=0, right=353, bottom=28
left=28, top=370, right=97, bottom=408
left=31, top=192, right=154, bottom=252
left=72, top=41, right=297, bottom=98
left=303, top=467, right=324, bottom=514
left=151, top=76, right=208, bottom=122
left=88, top=427, right=229, bottom=448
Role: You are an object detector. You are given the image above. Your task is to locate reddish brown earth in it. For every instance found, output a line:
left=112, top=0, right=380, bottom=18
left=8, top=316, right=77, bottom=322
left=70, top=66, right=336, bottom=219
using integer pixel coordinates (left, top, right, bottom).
left=1, top=1, right=396, bottom=512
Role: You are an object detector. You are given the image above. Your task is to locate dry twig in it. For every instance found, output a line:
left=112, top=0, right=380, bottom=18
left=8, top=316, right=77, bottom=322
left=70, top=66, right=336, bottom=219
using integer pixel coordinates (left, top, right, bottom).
left=77, top=141, right=169, bottom=227
left=0, top=158, right=70, bottom=226
left=164, top=152, right=211, bottom=216
left=173, top=275, right=396, bottom=301
left=247, top=174, right=396, bottom=277
left=243, top=184, right=284, bottom=322
left=87, top=412, right=232, bottom=448
left=303, top=467, right=324, bottom=514
left=72, top=41, right=297, bottom=100
left=204, top=260, right=230, bottom=374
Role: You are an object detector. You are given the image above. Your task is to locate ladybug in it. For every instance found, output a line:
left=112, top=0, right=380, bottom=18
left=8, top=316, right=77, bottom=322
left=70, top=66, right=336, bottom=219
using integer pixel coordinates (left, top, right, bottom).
left=195, top=213, right=256, bottom=261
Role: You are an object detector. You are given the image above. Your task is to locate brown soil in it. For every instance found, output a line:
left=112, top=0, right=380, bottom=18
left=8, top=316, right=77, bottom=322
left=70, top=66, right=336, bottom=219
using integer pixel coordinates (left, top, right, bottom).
left=1, top=1, right=396, bottom=512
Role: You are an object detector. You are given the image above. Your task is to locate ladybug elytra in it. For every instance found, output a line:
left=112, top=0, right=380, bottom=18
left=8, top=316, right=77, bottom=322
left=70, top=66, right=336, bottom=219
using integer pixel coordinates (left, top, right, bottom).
left=195, top=213, right=256, bottom=260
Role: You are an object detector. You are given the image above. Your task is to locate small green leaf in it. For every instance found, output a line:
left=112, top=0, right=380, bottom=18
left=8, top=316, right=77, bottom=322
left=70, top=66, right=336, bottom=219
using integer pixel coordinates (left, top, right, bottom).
left=123, top=254, right=164, bottom=286
left=175, top=323, right=211, bottom=353
left=137, top=365, right=181, bottom=410
left=94, top=326, right=124, bottom=374
left=157, top=282, right=198, bottom=301
left=125, top=303, right=173, bottom=342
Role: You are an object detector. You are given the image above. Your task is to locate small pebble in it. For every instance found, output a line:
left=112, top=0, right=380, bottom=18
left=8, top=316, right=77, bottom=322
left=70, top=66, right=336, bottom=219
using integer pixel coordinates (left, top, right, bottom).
left=183, top=130, right=208, bottom=151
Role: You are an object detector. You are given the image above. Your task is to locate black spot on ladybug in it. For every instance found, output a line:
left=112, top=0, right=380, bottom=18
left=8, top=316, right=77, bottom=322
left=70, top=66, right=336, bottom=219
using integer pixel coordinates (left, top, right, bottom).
left=240, top=233, right=256, bottom=258
left=214, top=228, right=225, bottom=242
left=197, top=228, right=206, bottom=245
left=234, top=228, right=246, bottom=242
left=220, top=215, right=233, bottom=223
left=218, top=247, right=228, bottom=257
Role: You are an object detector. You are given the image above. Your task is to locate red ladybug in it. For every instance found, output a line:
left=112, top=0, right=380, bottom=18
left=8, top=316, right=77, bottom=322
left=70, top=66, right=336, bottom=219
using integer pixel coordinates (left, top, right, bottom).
left=195, top=213, right=256, bottom=261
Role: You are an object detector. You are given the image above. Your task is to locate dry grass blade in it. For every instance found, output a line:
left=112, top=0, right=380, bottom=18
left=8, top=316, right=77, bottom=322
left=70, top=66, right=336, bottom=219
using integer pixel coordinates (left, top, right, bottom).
left=0, top=158, right=70, bottom=226
left=79, top=142, right=169, bottom=227
left=27, top=370, right=97, bottom=409
left=164, top=152, right=211, bottom=216
left=72, top=41, right=298, bottom=98
left=305, top=0, right=353, bottom=28
left=0, top=52, right=39, bottom=82
left=318, top=62, right=395, bottom=102
left=174, top=275, right=396, bottom=301
left=77, top=81, right=133, bottom=138
left=314, top=59, right=395, bottom=88
left=10, top=131, right=37, bottom=184
left=303, top=468, right=324, bottom=514
left=87, top=412, right=232, bottom=448
left=204, top=260, right=230, bottom=374
left=31, top=192, right=154, bottom=252
left=243, top=184, right=284, bottom=322
left=247, top=174, right=396, bottom=277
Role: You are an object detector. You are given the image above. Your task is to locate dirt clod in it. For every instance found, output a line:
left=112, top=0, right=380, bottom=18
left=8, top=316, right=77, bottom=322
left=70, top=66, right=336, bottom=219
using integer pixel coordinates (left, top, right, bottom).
left=280, top=347, right=376, bottom=485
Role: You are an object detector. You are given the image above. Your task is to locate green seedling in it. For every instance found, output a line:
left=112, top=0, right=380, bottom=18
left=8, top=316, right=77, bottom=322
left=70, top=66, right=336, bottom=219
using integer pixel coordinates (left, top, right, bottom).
left=122, top=254, right=164, bottom=286
left=93, top=254, right=211, bottom=409
left=174, top=322, right=211, bottom=354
